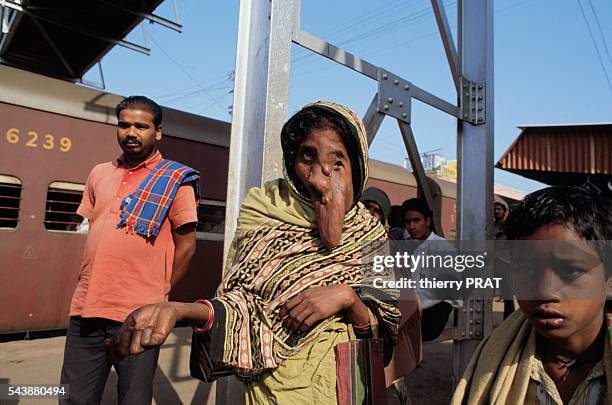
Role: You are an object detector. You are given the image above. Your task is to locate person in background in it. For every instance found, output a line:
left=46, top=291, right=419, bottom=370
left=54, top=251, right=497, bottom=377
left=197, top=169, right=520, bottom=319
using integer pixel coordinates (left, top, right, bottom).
left=361, top=186, right=391, bottom=226
left=60, top=96, right=199, bottom=405
left=452, top=186, right=611, bottom=404
left=494, top=198, right=515, bottom=318
left=402, top=198, right=461, bottom=341
left=388, top=204, right=411, bottom=240
left=494, top=200, right=509, bottom=239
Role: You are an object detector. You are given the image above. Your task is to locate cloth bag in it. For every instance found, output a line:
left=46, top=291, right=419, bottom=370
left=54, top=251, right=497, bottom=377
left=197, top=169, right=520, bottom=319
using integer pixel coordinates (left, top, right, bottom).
left=335, top=314, right=386, bottom=405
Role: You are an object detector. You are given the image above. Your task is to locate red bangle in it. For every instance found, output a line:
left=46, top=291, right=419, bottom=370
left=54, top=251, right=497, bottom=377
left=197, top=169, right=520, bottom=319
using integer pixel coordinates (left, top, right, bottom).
left=192, top=299, right=214, bottom=334
left=352, top=322, right=371, bottom=331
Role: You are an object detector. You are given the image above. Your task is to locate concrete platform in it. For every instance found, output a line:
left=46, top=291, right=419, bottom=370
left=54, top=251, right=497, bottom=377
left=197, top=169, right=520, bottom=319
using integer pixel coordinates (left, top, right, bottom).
left=0, top=303, right=508, bottom=404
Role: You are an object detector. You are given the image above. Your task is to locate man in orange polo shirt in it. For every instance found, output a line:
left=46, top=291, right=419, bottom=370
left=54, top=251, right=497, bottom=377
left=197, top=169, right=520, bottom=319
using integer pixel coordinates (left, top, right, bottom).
left=60, top=96, right=198, bottom=405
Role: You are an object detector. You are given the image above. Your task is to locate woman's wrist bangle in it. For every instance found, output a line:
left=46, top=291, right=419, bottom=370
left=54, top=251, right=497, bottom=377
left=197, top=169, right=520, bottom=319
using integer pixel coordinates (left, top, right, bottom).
left=352, top=321, right=371, bottom=329
left=191, top=299, right=214, bottom=334
left=353, top=321, right=373, bottom=338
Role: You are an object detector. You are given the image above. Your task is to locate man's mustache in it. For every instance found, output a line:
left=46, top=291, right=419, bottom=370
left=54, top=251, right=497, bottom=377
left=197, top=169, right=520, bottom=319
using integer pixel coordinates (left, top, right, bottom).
left=123, top=137, right=141, bottom=146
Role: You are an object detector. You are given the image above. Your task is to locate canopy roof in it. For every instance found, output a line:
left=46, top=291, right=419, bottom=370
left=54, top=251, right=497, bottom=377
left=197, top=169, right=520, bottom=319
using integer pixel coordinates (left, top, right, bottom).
left=0, top=0, right=178, bottom=82
left=496, top=123, right=612, bottom=191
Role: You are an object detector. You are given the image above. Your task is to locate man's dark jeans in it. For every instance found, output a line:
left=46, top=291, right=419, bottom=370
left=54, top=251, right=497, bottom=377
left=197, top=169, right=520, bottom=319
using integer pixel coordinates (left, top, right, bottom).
left=60, top=316, right=160, bottom=405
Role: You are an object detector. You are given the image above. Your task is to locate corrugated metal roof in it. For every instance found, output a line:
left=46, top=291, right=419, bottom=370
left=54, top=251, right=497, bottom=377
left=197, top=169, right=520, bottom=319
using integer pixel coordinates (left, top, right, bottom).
left=496, top=124, right=612, bottom=175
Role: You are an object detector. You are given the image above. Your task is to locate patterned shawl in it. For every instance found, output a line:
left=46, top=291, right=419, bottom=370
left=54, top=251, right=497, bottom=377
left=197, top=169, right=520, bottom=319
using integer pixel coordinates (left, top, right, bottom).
left=117, top=159, right=199, bottom=238
left=191, top=101, right=400, bottom=381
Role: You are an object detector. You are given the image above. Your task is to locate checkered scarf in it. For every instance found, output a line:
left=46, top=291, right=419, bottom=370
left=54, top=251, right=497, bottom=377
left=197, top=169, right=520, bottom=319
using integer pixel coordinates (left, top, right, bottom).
left=117, top=159, right=199, bottom=238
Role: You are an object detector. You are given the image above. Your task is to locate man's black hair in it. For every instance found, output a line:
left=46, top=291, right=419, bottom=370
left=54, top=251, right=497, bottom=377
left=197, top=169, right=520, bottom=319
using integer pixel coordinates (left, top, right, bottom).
left=401, top=198, right=433, bottom=220
left=506, top=186, right=611, bottom=268
left=281, top=106, right=363, bottom=202
left=115, top=96, right=163, bottom=128
left=388, top=205, right=403, bottom=229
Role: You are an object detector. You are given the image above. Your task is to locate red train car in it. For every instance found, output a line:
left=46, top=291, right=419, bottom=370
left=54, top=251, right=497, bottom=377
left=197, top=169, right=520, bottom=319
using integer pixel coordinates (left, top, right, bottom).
left=0, top=65, right=515, bottom=333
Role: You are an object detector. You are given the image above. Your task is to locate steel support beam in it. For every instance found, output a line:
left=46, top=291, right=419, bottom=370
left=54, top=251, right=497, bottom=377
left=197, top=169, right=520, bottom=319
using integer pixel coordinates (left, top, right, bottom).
left=431, top=0, right=460, bottom=92
left=453, top=0, right=494, bottom=381
left=220, top=0, right=296, bottom=401
left=293, top=29, right=378, bottom=79
left=97, top=0, right=183, bottom=32
left=1, top=4, right=9, bottom=33
left=220, top=3, right=271, bottom=400
left=31, top=17, right=75, bottom=77
left=294, top=28, right=460, bottom=118
left=224, top=0, right=271, bottom=265
left=225, top=0, right=296, bottom=252
left=362, top=93, right=385, bottom=146
left=0, top=0, right=22, bottom=55
left=398, top=121, right=443, bottom=236
left=260, top=0, right=296, bottom=182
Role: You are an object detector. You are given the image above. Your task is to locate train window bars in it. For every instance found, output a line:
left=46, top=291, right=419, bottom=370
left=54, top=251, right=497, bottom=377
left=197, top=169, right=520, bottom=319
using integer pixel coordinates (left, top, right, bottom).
left=196, top=199, right=225, bottom=241
left=0, top=174, right=22, bottom=230
left=44, top=181, right=85, bottom=233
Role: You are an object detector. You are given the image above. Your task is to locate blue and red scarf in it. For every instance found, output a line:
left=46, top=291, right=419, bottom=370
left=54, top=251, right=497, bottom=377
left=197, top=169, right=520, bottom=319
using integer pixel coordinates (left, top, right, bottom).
left=117, top=159, right=199, bottom=238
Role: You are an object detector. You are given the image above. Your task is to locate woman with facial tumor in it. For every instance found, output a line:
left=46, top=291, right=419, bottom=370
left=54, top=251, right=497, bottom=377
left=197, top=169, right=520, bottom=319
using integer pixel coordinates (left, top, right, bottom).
left=110, top=101, right=400, bottom=404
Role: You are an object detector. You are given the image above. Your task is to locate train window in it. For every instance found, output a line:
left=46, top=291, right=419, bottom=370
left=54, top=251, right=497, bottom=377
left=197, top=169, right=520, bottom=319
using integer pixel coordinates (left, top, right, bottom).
left=44, top=181, right=85, bottom=232
left=196, top=199, right=225, bottom=241
left=0, top=175, right=22, bottom=230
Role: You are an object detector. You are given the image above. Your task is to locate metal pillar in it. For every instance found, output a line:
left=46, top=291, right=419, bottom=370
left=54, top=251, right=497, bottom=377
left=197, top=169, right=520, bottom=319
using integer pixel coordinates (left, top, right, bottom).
left=453, top=0, right=494, bottom=380
left=219, top=0, right=295, bottom=402
left=225, top=0, right=494, bottom=399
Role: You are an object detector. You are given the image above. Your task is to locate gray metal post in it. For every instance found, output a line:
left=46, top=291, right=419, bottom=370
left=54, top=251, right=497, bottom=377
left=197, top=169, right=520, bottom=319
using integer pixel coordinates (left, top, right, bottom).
left=220, top=0, right=272, bottom=403
left=260, top=0, right=296, bottom=183
left=223, top=0, right=271, bottom=264
left=221, top=0, right=296, bottom=403
left=398, top=121, right=444, bottom=236
left=453, top=0, right=494, bottom=380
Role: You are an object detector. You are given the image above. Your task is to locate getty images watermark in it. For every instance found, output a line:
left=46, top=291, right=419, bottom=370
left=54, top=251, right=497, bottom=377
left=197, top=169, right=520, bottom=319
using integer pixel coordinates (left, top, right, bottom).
left=370, top=250, right=503, bottom=291
left=363, top=239, right=612, bottom=301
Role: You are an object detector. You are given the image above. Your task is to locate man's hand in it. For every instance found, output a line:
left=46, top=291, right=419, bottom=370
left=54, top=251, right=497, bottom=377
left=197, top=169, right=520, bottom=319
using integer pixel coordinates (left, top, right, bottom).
left=279, top=285, right=356, bottom=333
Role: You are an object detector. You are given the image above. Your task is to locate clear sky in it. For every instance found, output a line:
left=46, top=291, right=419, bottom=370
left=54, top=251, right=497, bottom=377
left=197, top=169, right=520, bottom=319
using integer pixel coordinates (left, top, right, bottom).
left=87, top=0, right=612, bottom=194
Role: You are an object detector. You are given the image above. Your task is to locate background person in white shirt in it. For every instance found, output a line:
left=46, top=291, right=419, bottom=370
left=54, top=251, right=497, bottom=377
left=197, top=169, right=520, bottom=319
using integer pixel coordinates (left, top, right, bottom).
left=402, top=198, right=461, bottom=341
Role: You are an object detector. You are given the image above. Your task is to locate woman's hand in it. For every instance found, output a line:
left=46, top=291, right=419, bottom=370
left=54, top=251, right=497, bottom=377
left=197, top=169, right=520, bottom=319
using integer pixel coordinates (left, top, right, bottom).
left=108, top=302, right=181, bottom=360
left=280, top=285, right=369, bottom=333
left=107, top=301, right=210, bottom=360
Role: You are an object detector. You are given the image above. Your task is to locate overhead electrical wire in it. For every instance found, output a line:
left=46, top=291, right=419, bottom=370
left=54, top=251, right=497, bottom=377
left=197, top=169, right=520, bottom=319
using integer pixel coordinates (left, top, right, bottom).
left=152, top=72, right=232, bottom=100
left=292, top=0, right=436, bottom=66
left=576, top=0, right=612, bottom=94
left=148, top=34, right=229, bottom=114
left=586, top=0, right=612, bottom=66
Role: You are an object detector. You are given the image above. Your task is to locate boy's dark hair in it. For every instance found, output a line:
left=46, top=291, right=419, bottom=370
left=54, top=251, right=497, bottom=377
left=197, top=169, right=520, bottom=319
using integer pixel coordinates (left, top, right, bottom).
left=115, top=96, right=163, bottom=128
left=506, top=186, right=611, bottom=268
left=506, top=186, right=609, bottom=241
left=281, top=106, right=363, bottom=202
left=401, top=198, right=433, bottom=220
